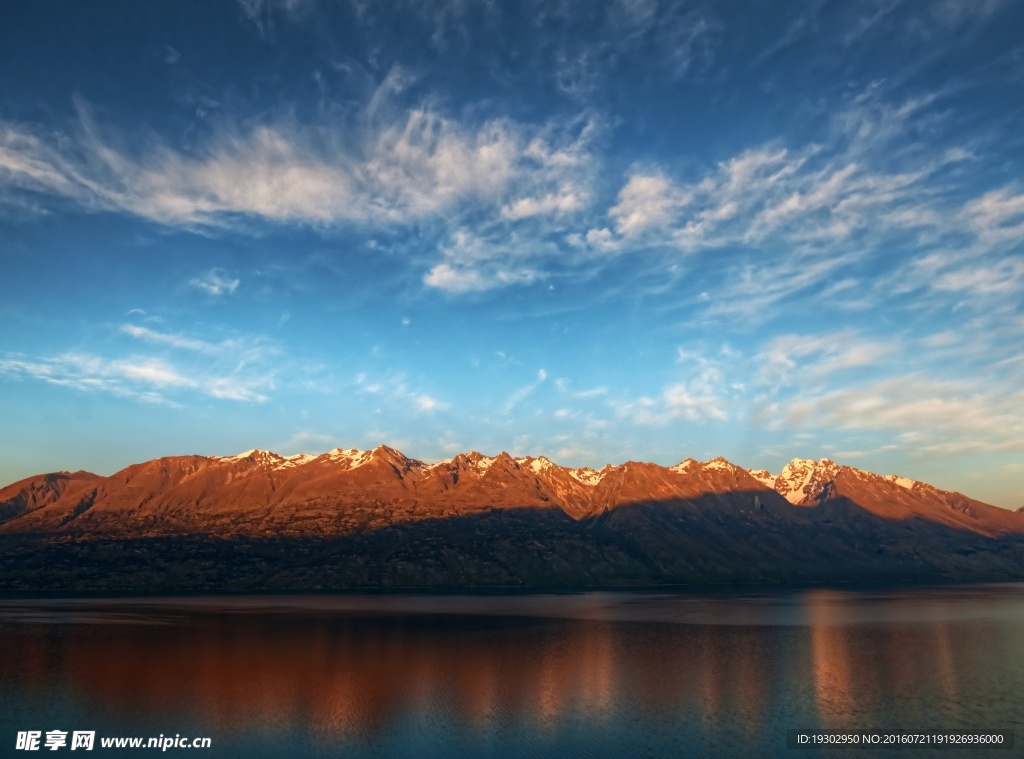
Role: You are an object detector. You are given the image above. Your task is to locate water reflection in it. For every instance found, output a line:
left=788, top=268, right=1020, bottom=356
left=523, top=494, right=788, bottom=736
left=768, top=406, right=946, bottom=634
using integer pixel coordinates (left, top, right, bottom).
left=1, top=587, right=1023, bottom=757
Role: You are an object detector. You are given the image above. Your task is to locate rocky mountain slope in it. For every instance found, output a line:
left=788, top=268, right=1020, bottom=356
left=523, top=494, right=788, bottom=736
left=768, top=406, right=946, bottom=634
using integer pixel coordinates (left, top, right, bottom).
left=1, top=447, right=1022, bottom=590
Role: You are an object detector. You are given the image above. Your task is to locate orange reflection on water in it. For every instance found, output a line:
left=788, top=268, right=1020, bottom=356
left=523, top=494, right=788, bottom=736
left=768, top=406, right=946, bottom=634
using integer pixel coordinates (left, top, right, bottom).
left=802, top=589, right=970, bottom=729
left=805, top=590, right=858, bottom=727
left=0, top=609, right=789, bottom=736
left=1, top=592, right=1000, bottom=742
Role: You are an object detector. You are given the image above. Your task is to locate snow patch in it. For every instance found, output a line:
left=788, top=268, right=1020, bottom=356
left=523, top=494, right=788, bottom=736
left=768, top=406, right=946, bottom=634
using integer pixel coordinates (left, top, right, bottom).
left=277, top=453, right=317, bottom=468
left=775, top=458, right=839, bottom=504
left=529, top=457, right=554, bottom=474
left=777, top=458, right=816, bottom=504
left=885, top=474, right=916, bottom=490
left=224, top=449, right=261, bottom=460
left=325, top=447, right=373, bottom=470
left=222, top=449, right=285, bottom=465
left=569, top=467, right=606, bottom=486
left=748, top=469, right=776, bottom=488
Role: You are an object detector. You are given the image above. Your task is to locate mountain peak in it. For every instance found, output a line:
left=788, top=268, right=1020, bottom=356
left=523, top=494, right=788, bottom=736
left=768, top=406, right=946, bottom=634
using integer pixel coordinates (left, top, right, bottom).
left=515, top=455, right=557, bottom=475
left=702, top=456, right=736, bottom=471
left=223, top=449, right=285, bottom=466
left=776, top=457, right=839, bottom=505
left=747, top=468, right=776, bottom=488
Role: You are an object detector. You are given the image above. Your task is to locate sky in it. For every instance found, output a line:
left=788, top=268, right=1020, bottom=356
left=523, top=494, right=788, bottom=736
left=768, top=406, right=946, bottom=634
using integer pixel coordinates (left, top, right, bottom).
left=1, top=0, right=1023, bottom=507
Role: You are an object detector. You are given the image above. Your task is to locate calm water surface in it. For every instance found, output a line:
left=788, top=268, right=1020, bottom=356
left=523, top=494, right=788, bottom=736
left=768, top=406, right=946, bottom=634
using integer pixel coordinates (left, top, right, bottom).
left=1, top=585, right=1023, bottom=757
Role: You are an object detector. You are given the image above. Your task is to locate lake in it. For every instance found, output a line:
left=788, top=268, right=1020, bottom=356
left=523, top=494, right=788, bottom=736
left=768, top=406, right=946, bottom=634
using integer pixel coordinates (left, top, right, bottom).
left=2, top=585, right=1022, bottom=757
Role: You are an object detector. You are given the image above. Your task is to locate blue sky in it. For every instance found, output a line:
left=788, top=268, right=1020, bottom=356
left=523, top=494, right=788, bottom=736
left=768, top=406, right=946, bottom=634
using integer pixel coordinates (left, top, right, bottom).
left=1, top=0, right=1023, bottom=507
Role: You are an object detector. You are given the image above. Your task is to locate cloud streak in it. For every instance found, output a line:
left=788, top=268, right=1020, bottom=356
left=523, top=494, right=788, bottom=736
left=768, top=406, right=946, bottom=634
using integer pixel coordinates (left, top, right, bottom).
left=773, top=373, right=1024, bottom=454
left=0, top=352, right=271, bottom=404
left=0, top=100, right=598, bottom=232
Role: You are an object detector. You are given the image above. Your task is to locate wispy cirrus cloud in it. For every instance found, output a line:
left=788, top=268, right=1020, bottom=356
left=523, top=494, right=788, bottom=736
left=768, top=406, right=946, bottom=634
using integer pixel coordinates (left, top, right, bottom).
left=757, top=331, right=901, bottom=387
left=190, top=269, right=240, bottom=296
left=278, top=429, right=336, bottom=454
left=120, top=324, right=221, bottom=353
left=422, top=228, right=550, bottom=293
left=0, top=352, right=271, bottom=404
left=770, top=373, right=1024, bottom=454
left=119, top=323, right=276, bottom=367
left=0, top=320, right=287, bottom=405
left=501, top=368, right=548, bottom=414
left=589, top=134, right=957, bottom=255
left=354, top=371, right=449, bottom=415
left=609, top=347, right=735, bottom=426
left=0, top=96, right=603, bottom=297
left=567, top=81, right=1024, bottom=329
left=0, top=98, right=599, bottom=232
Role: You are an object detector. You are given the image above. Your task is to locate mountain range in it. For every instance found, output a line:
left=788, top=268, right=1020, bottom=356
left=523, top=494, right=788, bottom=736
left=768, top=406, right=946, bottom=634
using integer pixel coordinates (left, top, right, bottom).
left=1, top=446, right=1022, bottom=591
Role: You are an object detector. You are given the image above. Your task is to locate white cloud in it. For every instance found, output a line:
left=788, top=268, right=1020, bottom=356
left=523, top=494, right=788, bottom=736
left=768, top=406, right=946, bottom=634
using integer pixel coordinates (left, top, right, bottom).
left=592, top=135, right=954, bottom=257
left=191, top=270, right=240, bottom=297
left=120, top=324, right=221, bottom=353
left=414, top=394, right=447, bottom=412
left=0, top=318, right=290, bottom=406
left=701, top=250, right=859, bottom=321
left=422, top=262, right=538, bottom=293
left=0, top=351, right=271, bottom=404
left=757, top=331, right=899, bottom=386
left=501, top=189, right=587, bottom=220
left=663, top=382, right=727, bottom=421
left=422, top=228, right=547, bottom=293
left=0, top=100, right=598, bottom=232
left=613, top=348, right=733, bottom=426
left=501, top=368, right=548, bottom=413
left=583, top=227, right=618, bottom=251
left=119, top=325, right=276, bottom=378
left=555, top=379, right=608, bottom=400
left=932, top=258, right=1024, bottom=296
left=279, top=430, right=335, bottom=453
left=564, top=85, right=1018, bottom=325
left=354, top=371, right=449, bottom=415
left=609, top=173, right=689, bottom=236
left=962, top=186, right=1024, bottom=243
left=769, top=373, right=1024, bottom=454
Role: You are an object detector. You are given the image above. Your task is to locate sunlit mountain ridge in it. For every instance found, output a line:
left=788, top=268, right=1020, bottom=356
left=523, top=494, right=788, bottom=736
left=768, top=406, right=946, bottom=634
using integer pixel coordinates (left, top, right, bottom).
left=1, top=445, right=1022, bottom=590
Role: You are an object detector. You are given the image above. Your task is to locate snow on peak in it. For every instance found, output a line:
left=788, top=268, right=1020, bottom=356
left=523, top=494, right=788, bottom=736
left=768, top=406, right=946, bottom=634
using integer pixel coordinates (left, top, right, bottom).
left=464, top=452, right=496, bottom=471
left=327, top=447, right=362, bottom=457
left=780, top=457, right=814, bottom=473
left=325, top=447, right=373, bottom=470
left=569, top=466, right=607, bottom=486
left=220, top=448, right=336, bottom=471
left=776, top=458, right=839, bottom=504
left=230, top=448, right=259, bottom=459
left=670, top=458, right=697, bottom=474
left=885, top=474, right=917, bottom=490
left=776, top=459, right=814, bottom=503
left=748, top=469, right=776, bottom=488
left=278, top=453, right=317, bottom=468
left=524, top=456, right=554, bottom=474
left=702, top=456, right=735, bottom=471
left=223, top=449, right=283, bottom=464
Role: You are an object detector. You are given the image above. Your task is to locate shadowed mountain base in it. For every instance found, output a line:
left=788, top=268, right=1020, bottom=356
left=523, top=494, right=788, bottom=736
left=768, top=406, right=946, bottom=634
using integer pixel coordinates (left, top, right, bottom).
left=3, top=500, right=1023, bottom=592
